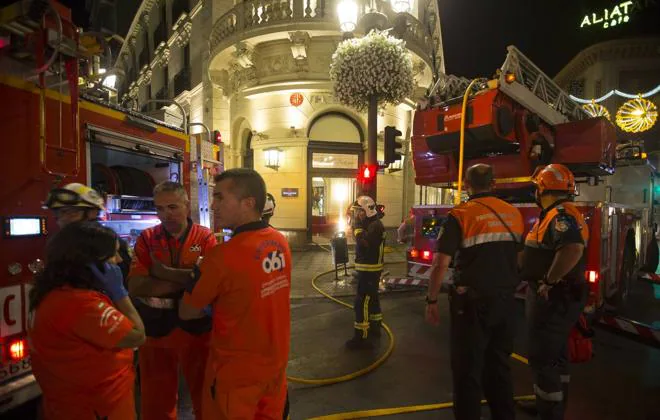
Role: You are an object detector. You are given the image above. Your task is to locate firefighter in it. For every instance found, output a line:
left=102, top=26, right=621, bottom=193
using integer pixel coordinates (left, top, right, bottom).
left=263, top=192, right=276, bottom=225
left=346, top=195, right=386, bottom=350
left=425, top=163, right=524, bottom=420
left=127, top=181, right=217, bottom=420
left=179, top=168, right=291, bottom=420
left=44, top=182, right=132, bottom=279
left=519, top=164, right=588, bottom=420
left=28, top=222, right=145, bottom=419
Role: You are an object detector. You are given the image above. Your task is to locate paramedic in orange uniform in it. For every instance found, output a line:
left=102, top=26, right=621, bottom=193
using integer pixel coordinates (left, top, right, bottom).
left=179, top=168, right=291, bottom=420
left=29, top=222, right=146, bottom=420
left=128, top=181, right=217, bottom=420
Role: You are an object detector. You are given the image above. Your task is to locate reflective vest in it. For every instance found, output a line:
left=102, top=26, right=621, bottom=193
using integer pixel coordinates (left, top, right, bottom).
left=450, top=196, right=524, bottom=291
left=525, top=202, right=589, bottom=249
left=354, top=218, right=386, bottom=272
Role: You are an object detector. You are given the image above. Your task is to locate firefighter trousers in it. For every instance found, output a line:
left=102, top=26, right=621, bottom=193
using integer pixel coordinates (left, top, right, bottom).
left=353, top=270, right=382, bottom=337
left=526, top=283, right=587, bottom=420
left=138, top=330, right=210, bottom=420
left=449, top=287, right=516, bottom=420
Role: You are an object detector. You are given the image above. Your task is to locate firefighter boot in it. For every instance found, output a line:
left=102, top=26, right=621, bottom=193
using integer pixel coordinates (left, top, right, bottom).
left=369, top=321, right=382, bottom=339
left=345, top=329, right=374, bottom=350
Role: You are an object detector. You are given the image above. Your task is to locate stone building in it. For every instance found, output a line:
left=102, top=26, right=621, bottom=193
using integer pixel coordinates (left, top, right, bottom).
left=114, top=0, right=444, bottom=248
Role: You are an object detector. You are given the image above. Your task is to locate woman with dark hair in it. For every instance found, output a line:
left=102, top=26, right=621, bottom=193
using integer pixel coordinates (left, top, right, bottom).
left=28, top=222, right=145, bottom=420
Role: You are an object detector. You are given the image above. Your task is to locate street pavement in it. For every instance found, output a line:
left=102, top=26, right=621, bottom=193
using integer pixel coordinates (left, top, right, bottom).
left=7, top=247, right=660, bottom=420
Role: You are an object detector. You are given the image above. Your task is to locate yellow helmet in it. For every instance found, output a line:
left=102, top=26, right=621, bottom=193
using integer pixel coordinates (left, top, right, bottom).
left=44, top=183, right=106, bottom=211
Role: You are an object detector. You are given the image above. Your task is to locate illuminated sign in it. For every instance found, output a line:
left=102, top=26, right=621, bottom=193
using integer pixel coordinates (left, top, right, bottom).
left=580, top=1, right=633, bottom=29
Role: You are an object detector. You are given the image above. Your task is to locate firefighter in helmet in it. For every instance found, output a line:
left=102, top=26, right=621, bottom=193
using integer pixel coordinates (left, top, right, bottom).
left=263, top=193, right=276, bottom=226
left=44, top=183, right=132, bottom=280
left=519, top=163, right=589, bottom=420
left=346, top=195, right=386, bottom=349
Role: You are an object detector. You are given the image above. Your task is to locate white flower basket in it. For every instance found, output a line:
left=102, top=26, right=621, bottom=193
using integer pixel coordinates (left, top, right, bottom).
left=330, top=31, right=414, bottom=112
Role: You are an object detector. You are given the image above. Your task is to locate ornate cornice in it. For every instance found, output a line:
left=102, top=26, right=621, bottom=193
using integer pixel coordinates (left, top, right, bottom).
left=555, top=37, right=660, bottom=86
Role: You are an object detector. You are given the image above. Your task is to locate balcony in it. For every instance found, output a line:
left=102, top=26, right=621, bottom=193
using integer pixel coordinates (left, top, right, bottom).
left=209, top=0, right=433, bottom=67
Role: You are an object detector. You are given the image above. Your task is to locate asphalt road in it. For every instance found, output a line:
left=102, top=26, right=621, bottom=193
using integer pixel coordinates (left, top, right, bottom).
left=6, top=287, right=660, bottom=420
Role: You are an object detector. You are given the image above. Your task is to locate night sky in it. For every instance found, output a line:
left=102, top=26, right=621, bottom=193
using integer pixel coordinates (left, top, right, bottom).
left=438, top=0, right=660, bottom=78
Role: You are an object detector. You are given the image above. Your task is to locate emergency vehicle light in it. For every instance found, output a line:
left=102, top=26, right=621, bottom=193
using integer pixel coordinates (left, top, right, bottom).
left=422, top=250, right=432, bottom=261
left=505, top=73, right=516, bottom=84
left=9, top=339, right=26, bottom=361
left=586, top=270, right=599, bottom=284
left=409, top=248, right=419, bottom=259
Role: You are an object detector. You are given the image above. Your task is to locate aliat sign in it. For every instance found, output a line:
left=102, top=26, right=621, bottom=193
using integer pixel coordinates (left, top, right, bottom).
left=579, top=1, right=633, bottom=30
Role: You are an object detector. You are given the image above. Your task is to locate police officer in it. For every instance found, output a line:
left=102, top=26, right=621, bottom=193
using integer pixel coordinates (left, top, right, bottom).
left=44, top=183, right=132, bottom=279
left=426, top=164, right=524, bottom=420
left=346, top=195, right=386, bottom=350
left=519, top=164, right=588, bottom=420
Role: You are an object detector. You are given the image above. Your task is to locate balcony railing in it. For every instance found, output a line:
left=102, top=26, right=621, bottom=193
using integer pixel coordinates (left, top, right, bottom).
left=210, top=0, right=431, bottom=62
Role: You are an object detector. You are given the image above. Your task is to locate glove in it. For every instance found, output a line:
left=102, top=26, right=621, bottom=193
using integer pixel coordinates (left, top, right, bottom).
left=88, top=262, right=129, bottom=302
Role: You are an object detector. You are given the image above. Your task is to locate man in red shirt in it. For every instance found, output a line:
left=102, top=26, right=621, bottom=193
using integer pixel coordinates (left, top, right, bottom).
left=128, top=181, right=217, bottom=420
left=179, top=169, right=291, bottom=420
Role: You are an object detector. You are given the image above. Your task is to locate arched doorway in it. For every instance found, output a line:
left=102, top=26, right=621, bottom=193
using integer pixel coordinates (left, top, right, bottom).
left=243, top=131, right=254, bottom=169
left=306, top=112, right=364, bottom=243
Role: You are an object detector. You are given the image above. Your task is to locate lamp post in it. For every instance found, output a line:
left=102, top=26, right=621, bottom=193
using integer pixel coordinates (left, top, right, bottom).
left=337, top=0, right=413, bottom=192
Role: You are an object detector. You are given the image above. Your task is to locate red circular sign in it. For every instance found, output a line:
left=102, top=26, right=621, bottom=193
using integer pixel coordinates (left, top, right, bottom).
left=290, top=93, right=304, bottom=107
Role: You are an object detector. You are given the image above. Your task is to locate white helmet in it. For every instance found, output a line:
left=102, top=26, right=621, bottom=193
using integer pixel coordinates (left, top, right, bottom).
left=262, top=193, right=276, bottom=218
left=44, top=183, right=106, bottom=211
left=351, top=195, right=377, bottom=218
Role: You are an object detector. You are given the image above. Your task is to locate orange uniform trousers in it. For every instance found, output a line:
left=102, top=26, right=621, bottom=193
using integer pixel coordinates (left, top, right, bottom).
left=41, top=386, right=136, bottom=419
left=202, top=370, right=287, bottom=420
left=139, top=329, right=210, bottom=420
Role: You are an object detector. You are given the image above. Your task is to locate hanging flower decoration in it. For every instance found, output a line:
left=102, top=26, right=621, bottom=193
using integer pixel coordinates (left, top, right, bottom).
left=330, top=31, right=414, bottom=112
left=582, top=101, right=611, bottom=120
left=616, top=97, right=658, bottom=133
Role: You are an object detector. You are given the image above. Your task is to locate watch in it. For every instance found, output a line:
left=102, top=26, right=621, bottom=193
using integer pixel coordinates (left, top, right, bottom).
left=425, top=295, right=438, bottom=304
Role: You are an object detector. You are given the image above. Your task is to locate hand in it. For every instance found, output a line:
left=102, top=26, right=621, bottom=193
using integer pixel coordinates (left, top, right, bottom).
left=425, top=302, right=440, bottom=326
left=88, top=262, right=129, bottom=302
left=538, top=283, right=553, bottom=300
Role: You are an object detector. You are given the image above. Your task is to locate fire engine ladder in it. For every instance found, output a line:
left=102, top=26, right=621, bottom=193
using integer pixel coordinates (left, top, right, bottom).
left=498, top=45, right=589, bottom=125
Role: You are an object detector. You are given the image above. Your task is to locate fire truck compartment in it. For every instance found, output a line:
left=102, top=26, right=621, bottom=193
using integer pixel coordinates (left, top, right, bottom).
left=553, top=117, right=617, bottom=177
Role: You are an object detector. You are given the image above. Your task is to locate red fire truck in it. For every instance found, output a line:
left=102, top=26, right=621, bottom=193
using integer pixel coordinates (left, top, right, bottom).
left=390, top=46, right=658, bottom=340
left=0, top=1, right=219, bottom=412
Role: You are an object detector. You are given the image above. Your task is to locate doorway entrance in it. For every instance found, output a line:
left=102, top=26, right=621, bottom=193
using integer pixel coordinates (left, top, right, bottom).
left=311, top=176, right=357, bottom=242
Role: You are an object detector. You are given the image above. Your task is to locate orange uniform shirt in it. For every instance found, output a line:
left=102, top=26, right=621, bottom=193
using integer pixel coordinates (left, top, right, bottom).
left=129, top=220, right=217, bottom=345
left=183, top=221, right=291, bottom=391
left=28, top=287, right=134, bottom=414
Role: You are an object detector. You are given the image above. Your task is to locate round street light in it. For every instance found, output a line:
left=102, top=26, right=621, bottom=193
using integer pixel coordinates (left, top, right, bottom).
left=337, top=0, right=358, bottom=33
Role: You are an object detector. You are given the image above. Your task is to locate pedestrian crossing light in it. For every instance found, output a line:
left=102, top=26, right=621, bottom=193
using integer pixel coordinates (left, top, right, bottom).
left=357, top=163, right=378, bottom=194
left=384, top=126, right=403, bottom=166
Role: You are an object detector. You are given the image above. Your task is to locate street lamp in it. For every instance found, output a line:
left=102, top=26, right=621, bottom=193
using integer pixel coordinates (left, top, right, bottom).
left=337, top=0, right=358, bottom=32
left=391, top=0, right=413, bottom=13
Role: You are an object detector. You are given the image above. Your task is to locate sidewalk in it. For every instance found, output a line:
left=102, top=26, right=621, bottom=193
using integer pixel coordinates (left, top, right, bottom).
left=290, top=245, right=408, bottom=299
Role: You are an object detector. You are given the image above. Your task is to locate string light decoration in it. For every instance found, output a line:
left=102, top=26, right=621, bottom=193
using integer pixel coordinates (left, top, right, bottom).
left=582, top=101, right=611, bottom=120
left=615, top=96, right=658, bottom=133
left=570, top=84, right=660, bottom=103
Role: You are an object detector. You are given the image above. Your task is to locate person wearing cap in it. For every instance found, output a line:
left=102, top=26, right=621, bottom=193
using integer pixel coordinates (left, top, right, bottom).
left=519, top=164, right=589, bottom=420
left=346, top=195, right=386, bottom=350
left=44, top=183, right=132, bottom=280
left=127, top=181, right=217, bottom=420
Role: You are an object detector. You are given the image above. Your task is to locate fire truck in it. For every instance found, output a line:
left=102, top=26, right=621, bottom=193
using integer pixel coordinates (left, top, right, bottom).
left=0, top=1, right=220, bottom=412
left=390, top=46, right=659, bottom=340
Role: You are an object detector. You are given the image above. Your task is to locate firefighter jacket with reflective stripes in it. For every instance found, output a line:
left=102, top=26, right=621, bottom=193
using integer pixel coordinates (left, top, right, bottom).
left=436, top=193, right=524, bottom=293
left=354, top=217, right=386, bottom=272
left=521, top=201, right=589, bottom=285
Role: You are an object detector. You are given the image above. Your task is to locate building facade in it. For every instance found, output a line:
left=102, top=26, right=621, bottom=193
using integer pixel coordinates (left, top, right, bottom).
left=114, top=0, right=444, bottom=248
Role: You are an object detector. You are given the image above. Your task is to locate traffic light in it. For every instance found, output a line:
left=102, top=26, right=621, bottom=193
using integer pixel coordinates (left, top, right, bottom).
left=212, top=130, right=222, bottom=144
left=384, top=126, right=403, bottom=165
left=357, top=163, right=378, bottom=194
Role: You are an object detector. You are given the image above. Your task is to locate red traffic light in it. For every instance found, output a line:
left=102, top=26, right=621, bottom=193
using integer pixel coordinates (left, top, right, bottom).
left=213, top=130, right=222, bottom=144
left=358, top=164, right=378, bottom=182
